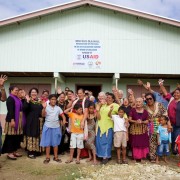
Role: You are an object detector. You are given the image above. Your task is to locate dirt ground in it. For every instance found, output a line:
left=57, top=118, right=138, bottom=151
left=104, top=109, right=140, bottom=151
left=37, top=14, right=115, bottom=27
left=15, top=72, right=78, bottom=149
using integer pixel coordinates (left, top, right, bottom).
left=1, top=150, right=180, bottom=180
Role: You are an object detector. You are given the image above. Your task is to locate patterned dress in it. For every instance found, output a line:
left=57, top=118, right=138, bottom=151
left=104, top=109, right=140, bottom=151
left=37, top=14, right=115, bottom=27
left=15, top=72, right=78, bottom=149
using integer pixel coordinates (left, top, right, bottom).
left=85, top=116, right=96, bottom=150
left=145, top=102, right=167, bottom=161
left=129, top=108, right=149, bottom=160
left=2, top=95, right=25, bottom=154
left=22, top=99, right=44, bottom=155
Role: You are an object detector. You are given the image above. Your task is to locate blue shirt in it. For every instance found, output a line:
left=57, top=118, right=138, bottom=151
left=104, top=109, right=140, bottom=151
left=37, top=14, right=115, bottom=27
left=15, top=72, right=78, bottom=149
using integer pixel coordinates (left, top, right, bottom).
left=153, top=92, right=168, bottom=109
left=157, top=125, right=171, bottom=143
left=45, top=105, right=63, bottom=128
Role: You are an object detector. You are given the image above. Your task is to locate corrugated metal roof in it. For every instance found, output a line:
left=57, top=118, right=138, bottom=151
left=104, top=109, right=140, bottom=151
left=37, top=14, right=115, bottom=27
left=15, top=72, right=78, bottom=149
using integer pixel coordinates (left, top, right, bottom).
left=0, top=0, right=179, bottom=27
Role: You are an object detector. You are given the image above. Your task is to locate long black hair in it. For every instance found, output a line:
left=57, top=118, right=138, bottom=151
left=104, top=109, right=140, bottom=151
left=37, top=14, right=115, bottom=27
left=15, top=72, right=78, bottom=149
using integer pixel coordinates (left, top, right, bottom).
left=29, top=87, right=39, bottom=96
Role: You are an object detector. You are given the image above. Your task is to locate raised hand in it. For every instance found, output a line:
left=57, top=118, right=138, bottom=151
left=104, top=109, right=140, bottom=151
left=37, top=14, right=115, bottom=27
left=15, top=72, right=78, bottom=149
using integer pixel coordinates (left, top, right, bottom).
left=0, top=74, right=8, bottom=88
left=110, top=105, right=114, bottom=111
left=128, top=89, right=133, bottom=95
left=146, top=82, right=151, bottom=89
left=112, top=86, right=116, bottom=92
left=158, top=79, right=164, bottom=86
left=57, top=86, right=62, bottom=94
left=177, top=83, right=180, bottom=89
left=25, top=94, right=30, bottom=103
left=100, top=99, right=106, bottom=105
left=96, top=103, right=102, bottom=111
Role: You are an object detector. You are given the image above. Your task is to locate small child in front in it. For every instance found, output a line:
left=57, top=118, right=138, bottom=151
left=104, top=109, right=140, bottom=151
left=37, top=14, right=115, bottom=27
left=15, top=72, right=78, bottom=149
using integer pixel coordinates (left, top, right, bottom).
left=65, top=104, right=84, bottom=164
left=109, top=106, right=129, bottom=164
left=40, top=94, right=66, bottom=164
left=156, top=115, right=171, bottom=164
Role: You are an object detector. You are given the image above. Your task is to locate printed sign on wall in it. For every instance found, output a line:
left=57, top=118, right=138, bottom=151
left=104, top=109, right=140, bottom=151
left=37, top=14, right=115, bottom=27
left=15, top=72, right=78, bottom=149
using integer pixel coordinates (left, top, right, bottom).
left=73, top=40, right=102, bottom=69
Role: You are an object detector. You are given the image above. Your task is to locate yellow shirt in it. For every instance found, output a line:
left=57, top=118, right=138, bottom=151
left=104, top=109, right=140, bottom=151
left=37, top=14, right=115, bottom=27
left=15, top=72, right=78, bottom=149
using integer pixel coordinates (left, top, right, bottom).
left=98, top=103, right=119, bottom=135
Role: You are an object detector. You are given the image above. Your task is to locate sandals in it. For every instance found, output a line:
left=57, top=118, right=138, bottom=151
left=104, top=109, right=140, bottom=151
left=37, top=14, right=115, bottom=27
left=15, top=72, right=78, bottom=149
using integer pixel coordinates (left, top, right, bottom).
left=28, top=154, right=36, bottom=159
left=65, top=159, right=73, bottom=164
left=43, top=158, right=50, bottom=164
left=117, top=159, right=121, bottom=164
left=43, top=157, right=62, bottom=164
left=53, top=157, right=62, bottom=163
left=7, top=154, right=17, bottom=160
left=76, top=160, right=80, bottom=164
left=122, top=160, right=128, bottom=164
left=13, top=152, right=22, bottom=157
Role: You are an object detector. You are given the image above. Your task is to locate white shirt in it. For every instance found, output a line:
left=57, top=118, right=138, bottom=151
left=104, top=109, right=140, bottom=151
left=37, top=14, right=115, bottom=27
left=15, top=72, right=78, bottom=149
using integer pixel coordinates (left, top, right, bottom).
left=111, top=115, right=127, bottom=132
left=45, top=104, right=63, bottom=128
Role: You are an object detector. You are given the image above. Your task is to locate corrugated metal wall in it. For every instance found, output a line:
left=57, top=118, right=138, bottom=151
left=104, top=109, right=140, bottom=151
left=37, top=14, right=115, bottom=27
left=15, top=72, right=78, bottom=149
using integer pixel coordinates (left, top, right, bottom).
left=0, top=6, right=179, bottom=74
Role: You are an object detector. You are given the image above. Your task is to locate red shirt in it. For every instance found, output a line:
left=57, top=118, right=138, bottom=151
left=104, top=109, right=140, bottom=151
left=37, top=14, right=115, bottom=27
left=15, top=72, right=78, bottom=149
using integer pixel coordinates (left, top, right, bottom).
left=168, top=100, right=177, bottom=125
left=165, top=94, right=177, bottom=125
left=175, top=135, right=180, bottom=153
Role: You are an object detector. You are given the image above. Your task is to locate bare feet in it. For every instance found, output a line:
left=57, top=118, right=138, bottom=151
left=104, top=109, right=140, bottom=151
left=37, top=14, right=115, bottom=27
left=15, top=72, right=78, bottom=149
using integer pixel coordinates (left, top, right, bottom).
left=156, top=160, right=159, bottom=164
left=150, top=160, right=156, bottom=163
left=76, top=159, right=80, bottom=164
left=93, top=160, right=98, bottom=165
left=141, top=160, right=145, bottom=164
left=86, top=158, right=93, bottom=162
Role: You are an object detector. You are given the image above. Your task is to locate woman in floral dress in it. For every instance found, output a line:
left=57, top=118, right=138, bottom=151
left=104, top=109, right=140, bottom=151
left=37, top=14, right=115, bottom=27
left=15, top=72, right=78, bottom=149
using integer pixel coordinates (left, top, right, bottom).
left=145, top=93, right=168, bottom=162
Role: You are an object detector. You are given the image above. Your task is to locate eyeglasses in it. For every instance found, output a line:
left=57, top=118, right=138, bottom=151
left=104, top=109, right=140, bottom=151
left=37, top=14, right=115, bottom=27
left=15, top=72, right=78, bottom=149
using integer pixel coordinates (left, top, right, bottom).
left=146, top=97, right=153, bottom=101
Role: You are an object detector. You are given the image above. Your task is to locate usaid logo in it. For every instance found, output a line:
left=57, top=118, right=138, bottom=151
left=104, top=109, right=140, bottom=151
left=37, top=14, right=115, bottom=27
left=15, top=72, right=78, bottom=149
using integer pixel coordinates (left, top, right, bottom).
left=83, top=55, right=99, bottom=59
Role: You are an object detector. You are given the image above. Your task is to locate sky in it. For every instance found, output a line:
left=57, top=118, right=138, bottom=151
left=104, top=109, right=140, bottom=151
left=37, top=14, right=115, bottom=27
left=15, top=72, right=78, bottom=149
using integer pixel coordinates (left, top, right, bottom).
left=0, top=0, right=180, bottom=21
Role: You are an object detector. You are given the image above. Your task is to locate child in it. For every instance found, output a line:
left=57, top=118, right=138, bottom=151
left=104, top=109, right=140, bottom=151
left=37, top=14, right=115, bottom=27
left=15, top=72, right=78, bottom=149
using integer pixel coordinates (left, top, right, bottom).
left=65, top=104, right=84, bottom=164
left=156, top=115, right=171, bottom=164
left=109, top=106, right=129, bottom=164
left=40, top=94, right=66, bottom=164
left=175, top=135, right=180, bottom=167
left=85, top=103, right=100, bottom=165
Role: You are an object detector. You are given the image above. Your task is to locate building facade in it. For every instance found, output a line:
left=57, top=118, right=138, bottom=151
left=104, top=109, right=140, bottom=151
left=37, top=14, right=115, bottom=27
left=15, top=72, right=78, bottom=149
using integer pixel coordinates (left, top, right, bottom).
left=0, top=0, right=180, bottom=128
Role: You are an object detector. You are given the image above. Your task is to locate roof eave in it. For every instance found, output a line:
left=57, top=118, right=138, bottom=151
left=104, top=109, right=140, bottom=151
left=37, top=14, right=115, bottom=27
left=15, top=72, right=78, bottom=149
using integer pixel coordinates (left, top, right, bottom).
left=0, top=0, right=86, bottom=26
left=92, top=0, right=180, bottom=27
left=0, top=0, right=179, bottom=27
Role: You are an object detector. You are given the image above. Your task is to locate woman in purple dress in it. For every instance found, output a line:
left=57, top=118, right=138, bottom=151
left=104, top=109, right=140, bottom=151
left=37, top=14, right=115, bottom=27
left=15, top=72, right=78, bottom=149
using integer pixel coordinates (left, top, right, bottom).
left=129, top=97, right=149, bottom=162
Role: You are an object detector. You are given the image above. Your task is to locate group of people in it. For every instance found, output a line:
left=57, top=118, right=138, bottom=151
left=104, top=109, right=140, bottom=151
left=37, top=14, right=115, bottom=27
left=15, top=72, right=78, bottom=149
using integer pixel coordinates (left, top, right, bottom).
left=0, top=75, right=180, bottom=167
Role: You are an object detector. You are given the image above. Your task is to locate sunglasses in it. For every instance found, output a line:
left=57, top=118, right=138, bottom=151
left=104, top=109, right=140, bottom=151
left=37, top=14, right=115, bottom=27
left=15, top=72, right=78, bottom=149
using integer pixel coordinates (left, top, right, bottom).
left=146, top=97, right=153, bottom=101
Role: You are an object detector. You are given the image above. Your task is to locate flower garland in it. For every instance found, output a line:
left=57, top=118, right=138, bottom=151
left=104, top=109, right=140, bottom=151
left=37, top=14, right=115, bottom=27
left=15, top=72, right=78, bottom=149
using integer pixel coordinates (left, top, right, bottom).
left=30, top=98, right=42, bottom=105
